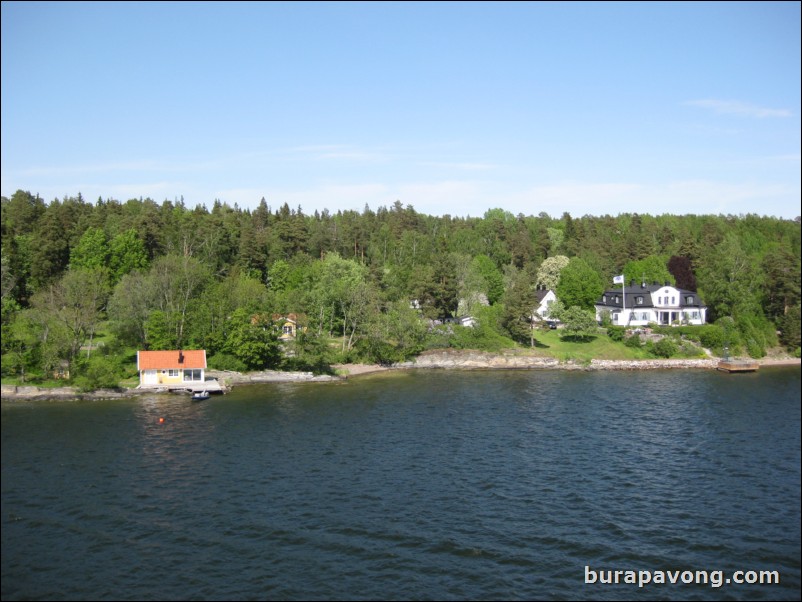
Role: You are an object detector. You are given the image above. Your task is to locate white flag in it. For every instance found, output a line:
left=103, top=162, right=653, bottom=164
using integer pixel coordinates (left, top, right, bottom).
left=613, top=275, right=624, bottom=284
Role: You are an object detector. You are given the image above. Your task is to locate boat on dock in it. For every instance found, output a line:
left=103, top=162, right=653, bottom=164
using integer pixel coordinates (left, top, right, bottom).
left=191, top=390, right=210, bottom=401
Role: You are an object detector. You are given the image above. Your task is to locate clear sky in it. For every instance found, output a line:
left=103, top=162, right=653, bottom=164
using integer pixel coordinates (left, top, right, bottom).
left=2, top=1, right=800, bottom=219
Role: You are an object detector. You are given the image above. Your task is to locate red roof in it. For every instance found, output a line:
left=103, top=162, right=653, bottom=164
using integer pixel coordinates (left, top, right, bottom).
left=137, top=350, right=207, bottom=370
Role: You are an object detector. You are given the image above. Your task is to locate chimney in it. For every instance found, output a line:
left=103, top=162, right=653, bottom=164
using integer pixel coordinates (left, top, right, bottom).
left=629, top=279, right=635, bottom=287
left=641, top=281, right=646, bottom=289
left=178, top=350, right=184, bottom=364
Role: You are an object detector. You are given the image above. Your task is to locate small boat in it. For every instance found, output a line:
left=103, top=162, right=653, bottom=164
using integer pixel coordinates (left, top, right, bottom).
left=191, top=390, right=210, bottom=401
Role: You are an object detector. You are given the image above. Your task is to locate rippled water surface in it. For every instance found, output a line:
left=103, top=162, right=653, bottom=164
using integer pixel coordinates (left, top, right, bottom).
left=2, top=368, right=800, bottom=600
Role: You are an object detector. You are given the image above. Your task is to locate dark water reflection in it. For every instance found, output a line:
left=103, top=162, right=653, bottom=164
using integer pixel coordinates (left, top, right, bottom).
left=2, top=368, right=800, bottom=600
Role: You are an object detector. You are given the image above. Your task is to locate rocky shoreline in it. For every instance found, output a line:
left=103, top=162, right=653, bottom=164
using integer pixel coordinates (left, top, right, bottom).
left=2, top=351, right=798, bottom=401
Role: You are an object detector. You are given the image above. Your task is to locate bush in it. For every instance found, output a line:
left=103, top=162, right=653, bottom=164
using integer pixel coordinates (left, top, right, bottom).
left=652, top=337, right=678, bottom=358
left=624, top=334, right=642, bottom=349
left=72, top=353, right=124, bottom=391
left=698, top=325, right=724, bottom=350
left=607, top=326, right=625, bottom=342
left=207, top=353, right=247, bottom=372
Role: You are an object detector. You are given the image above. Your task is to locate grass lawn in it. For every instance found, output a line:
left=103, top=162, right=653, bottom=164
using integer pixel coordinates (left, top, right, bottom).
left=525, top=328, right=655, bottom=363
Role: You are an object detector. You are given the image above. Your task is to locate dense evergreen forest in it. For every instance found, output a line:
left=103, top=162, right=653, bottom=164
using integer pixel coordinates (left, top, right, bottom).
left=1, top=190, right=800, bottom=387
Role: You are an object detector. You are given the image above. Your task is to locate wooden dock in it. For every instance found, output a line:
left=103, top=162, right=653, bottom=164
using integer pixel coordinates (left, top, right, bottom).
left=137, top=379, right=225, bottom=394
left=717, top=359, right=759, bottom=373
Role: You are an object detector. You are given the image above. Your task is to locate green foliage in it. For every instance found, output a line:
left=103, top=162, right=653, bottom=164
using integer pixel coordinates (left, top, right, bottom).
left=3, top=192, right=800, bottom=383
left=207, top=352, right=248, bottom=373
left=557, top=257, right=604, bottom=310
left=223, top=309, right=282, bottom=370
left=144, top=310, right=175, bottom=350
left=471, top=254, right=504, bottom=305
left=70, top=227, right=110, bottom=272
left=72, top=352, right=124, bottom=391
left=501, top=268, right=538, bottom=346
left=284, top=330, right=335, bottom=374
left=624, top=333, right=642, bottom=349
left=558, top=306, right=598, bottom=341
left=692, top=325, right=723, bottom=350
left=436, top=306, right=516, bottom=352
left=109, top=229, right=149, bottom=283
left=778, top=305, right=801, bottom=352
left=623, top=255, right=673, bottom=287
left=607, top=326, right=625, bottom=341
left=735, top=314, right=775, bottom=359
left=650, top=337, right=678, bottom=358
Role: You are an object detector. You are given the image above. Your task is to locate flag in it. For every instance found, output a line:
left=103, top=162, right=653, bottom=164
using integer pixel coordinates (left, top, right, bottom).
left=613, top=275, right=624, bottom=284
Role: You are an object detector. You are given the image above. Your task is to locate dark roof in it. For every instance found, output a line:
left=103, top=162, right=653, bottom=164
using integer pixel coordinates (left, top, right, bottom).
left=534, top=289, right=554, bottom=303
left=596, top=282, right=704, bottom=309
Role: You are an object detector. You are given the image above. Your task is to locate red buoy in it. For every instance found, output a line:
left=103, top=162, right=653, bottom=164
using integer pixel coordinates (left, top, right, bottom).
left=159, top=417, right=165, bottom=424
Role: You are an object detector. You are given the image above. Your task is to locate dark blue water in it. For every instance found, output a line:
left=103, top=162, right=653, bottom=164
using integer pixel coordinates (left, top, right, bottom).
left=2, top=368, right=800, bottom=600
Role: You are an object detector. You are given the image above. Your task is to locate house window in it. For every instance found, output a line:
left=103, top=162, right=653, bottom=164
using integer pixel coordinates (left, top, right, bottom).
left=168, top=369, right=179, bottom=377
left=603, top=295, right=607, bottom=303
left=657, top=297, right=662, bottom=304
left=614, top=296, right=619, bottom=303
left=636, top=296, right=643, bottom=305
left=183, top=369, right=203, bottom=382
left=671, top=297, right=675, bottom=304
left=283, top=325, right=293, bottom=335
left=686, top=296, right=694, bottom=304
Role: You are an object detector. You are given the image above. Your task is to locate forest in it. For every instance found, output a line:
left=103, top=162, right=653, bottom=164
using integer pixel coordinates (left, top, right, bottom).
left=1, top=189, right=800, bottom=388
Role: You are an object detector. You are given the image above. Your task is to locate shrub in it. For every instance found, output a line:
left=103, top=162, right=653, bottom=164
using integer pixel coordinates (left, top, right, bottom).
left=699, top=325, right=724, bottom=350
left=607, top=326, right=625, bottom=342
left=72, top=353, right=123, bottom=391
left=652, top=338, right=678, bottom=358
left=207, top=353, right=247, bottom=372
left=624, top=334, right=642, bottom=349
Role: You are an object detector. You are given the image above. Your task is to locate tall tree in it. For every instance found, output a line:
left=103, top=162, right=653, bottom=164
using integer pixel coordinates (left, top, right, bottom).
left=667, top=255, right=697, bottom=291
left=557, top=257, right=604, bottom=310
left=536, top=255, right=570, bottom=290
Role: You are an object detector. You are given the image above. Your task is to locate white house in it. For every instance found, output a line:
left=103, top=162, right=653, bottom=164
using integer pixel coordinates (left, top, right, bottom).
left=533, top=287, right=558, bottom=321
left=595, top=281, right=707, bottom=326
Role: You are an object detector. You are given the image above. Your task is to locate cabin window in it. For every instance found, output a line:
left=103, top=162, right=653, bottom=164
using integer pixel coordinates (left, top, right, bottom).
left=183, top=369, right=203, bottom=382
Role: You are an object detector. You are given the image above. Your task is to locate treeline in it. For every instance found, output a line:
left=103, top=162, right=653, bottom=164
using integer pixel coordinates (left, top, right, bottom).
left=1, top=190, right=800, bottom=384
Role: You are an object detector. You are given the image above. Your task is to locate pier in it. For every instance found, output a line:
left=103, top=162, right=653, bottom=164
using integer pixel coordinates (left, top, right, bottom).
left=717, top=359, right=759, bottom=373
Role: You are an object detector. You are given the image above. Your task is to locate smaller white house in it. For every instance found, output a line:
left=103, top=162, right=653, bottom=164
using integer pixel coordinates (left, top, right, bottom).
left=533, top=287, right=558, bottom=321
left=595, top=281, right=707, bottom=326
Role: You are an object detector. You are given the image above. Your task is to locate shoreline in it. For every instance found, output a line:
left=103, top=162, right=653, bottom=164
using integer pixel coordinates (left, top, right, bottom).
left=2, top=353, right=799, bottom=401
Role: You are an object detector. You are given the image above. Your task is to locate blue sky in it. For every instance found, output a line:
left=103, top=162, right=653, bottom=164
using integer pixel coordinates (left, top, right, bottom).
left=2, top=1, right=800, bottom=218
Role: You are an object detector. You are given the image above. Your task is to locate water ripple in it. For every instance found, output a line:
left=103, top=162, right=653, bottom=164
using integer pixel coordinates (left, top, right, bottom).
left=3, top=368, right=800, bottom=600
